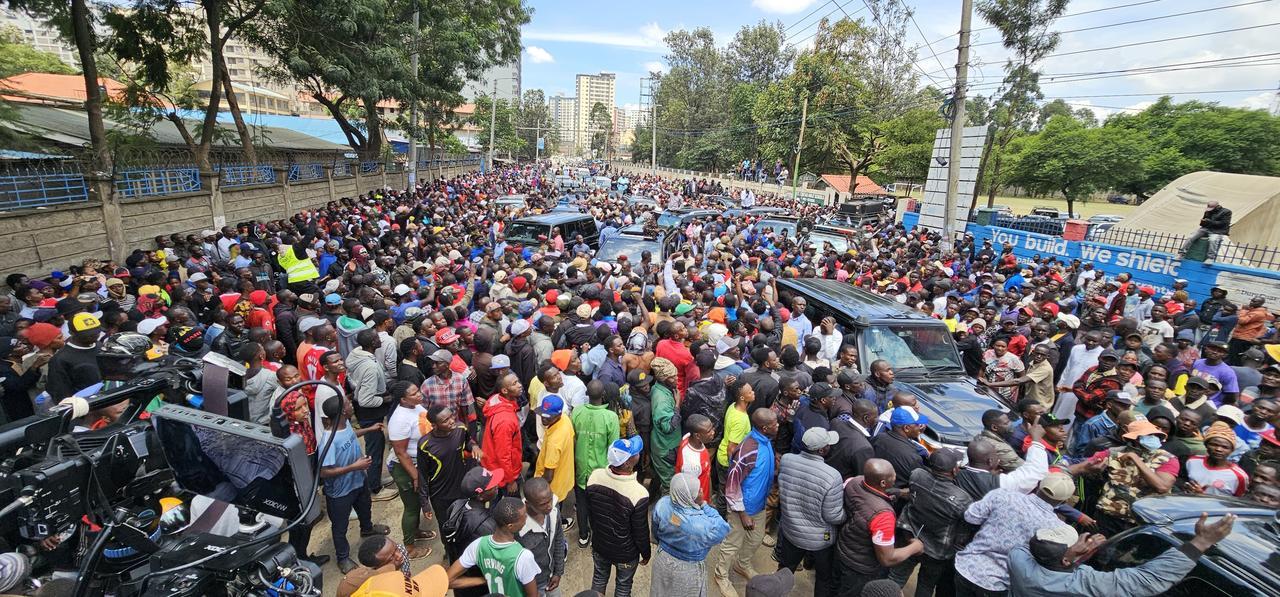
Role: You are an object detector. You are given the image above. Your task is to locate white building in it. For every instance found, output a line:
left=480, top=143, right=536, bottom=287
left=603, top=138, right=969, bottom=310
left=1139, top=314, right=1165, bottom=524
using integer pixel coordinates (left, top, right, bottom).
left=574, top=72, right=615, bottom=154
left=1, top=8, right=78, bottom=67
left=462, top=59, right=522, bottom=104
left=549, top=94, right=577, bottom=153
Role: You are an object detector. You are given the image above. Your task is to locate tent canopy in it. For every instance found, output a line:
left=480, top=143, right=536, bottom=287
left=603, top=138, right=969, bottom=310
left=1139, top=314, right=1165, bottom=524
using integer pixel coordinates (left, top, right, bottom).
left=1114, top=171, right=1280, bottom=248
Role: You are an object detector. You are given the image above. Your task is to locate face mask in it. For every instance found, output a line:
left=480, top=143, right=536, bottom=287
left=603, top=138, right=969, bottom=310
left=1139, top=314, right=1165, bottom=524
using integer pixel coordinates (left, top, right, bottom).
left=1138, top=435, right=1162, bottom=451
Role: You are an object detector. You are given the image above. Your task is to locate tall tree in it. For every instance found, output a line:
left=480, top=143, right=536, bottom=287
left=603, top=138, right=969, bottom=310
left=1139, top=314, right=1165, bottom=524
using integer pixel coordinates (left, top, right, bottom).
left=514, top=89, right=554, bottom=159
left=973, top=0, right=1068, bottom=208
left=471, top=93, right=522, bottom=157
left=588, top=101, right=612, bottom=158
left=1009, top=114, right=1146, bottom=216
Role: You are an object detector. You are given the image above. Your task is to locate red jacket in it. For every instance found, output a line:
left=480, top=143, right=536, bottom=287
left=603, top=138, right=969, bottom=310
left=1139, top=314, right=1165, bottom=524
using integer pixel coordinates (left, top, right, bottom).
left=480, top=394, right=522, bottom=483
left=655, top=339, right=699, bottom=399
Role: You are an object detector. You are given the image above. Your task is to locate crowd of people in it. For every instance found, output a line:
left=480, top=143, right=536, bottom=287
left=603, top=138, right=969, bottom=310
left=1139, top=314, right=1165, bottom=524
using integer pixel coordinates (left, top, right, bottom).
left=0, top=160, right=1274, bottom=597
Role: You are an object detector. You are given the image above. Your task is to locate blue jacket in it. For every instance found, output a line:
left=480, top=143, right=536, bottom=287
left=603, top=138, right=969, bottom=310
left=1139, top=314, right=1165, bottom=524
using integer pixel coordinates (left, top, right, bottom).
left=651, top=497, right=730, bottom=562
left=740, top=430, right=775, bottom=515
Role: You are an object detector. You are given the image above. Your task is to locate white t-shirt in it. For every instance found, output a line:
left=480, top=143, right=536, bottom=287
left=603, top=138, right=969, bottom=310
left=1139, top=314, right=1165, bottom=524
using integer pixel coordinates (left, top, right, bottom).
left=459, top=536, right=540, bottom=587
left=387, top=404, right=426, bottom=464
left=1137, top=319, right=1174, bottom=350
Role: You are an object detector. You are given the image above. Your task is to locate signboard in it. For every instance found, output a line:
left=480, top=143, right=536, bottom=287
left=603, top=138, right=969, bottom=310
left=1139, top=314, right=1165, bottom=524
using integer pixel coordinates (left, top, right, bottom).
left=917, top=125, right=989, bottom=233
left=537, top=137, right=545, bottom=150
left=798, top=172, right=819, bottom=185
left=797, top=192, right=826, bottom=206
left=1215, top=270, right=1280, bottom=306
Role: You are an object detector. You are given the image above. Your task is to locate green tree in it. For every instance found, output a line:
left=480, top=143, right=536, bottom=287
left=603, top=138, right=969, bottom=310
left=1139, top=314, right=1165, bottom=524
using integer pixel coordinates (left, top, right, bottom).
left=588, top=101, right=612, bottom=158
left=872, top=103, right=946, bottom=183
left=471, top=93, right=521, bottom=156
left=972, top=0, right=1068, bottom=209
left=1009, top=115, right=1147, bottom=216
left=515, top=89, right=554, bottom=160
left=0, top=26, right=75, bottom=77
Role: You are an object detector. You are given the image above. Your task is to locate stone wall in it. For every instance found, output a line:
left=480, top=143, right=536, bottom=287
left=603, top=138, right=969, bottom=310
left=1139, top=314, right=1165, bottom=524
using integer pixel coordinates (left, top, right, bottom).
left=0, top=163, right=477, bottom=276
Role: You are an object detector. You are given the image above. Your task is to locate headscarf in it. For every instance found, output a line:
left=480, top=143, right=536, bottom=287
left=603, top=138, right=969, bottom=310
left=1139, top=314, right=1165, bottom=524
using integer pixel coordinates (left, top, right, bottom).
left=670, top=472, right=700, bottom=509
left=650, top=357, right=677, bottom=383
left=280, top=392, right=317, bottom=455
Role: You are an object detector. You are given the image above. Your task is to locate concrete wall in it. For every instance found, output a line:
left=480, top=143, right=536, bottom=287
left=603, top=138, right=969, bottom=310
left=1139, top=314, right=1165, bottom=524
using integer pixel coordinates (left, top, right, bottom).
left=0, top=163, right=478, bottom=276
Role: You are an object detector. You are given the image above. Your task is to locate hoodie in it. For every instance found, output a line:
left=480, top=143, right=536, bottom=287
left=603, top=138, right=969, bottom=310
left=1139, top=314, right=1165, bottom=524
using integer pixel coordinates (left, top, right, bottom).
left=335, top=315, right=368, bottom=359
left=481, top=395, right=523, bottom=484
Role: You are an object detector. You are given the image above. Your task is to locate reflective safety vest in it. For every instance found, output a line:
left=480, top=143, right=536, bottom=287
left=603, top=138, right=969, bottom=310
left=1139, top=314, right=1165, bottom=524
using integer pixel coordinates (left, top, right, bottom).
left=278, top=246, right=319, bottom=283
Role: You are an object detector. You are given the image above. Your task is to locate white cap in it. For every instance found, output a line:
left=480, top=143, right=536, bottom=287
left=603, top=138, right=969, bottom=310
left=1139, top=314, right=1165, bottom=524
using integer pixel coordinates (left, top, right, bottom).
left=137, top=316, right=167, bottom=336
left=393, top=283, right=412, bottom=297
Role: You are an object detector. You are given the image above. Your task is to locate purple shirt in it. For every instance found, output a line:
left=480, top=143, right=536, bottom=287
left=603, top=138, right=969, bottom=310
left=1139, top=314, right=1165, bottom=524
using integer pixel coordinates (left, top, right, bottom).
left=1192, top=359, right=1238, bottom=404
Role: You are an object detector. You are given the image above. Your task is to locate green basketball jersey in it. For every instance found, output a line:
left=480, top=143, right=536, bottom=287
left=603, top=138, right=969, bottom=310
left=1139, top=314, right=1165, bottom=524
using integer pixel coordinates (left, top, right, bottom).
left=475, top=536, right=527, bottom=596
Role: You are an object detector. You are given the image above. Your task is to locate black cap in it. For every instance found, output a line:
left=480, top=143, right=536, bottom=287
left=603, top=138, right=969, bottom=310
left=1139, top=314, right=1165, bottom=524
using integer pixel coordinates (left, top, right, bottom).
left=809, top=382, right=835, bottom=401
left=1040, top=413, right=1071, bottom=427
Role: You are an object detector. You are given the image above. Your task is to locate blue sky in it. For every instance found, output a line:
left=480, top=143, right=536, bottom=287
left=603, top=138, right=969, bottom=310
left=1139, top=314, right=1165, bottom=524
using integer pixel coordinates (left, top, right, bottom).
left=518, top=0, right=1280, bottom=117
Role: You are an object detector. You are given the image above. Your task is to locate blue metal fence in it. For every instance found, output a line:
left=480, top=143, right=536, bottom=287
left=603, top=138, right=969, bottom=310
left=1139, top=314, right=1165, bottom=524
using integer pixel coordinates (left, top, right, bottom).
left=217, top=164, right=275, bottom=188
left=288, top=163, right=324, bottom=182
left=359, top=161, right=380, bottom=174
left=333, top=162, right=353, bottom=178
left=0, top=164, right=90, bottom=211
left=115, top=166, right=201, bottom=199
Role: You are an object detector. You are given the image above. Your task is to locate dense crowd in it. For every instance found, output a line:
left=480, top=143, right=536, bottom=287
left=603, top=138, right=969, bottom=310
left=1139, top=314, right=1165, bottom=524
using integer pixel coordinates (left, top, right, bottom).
left=0, top=161, right=1273, bottom=597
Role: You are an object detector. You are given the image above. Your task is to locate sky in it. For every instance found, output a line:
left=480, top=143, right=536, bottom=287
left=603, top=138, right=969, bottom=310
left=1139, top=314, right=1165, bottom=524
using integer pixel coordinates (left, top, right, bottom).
left=517, top=0, right=1280, bottom=118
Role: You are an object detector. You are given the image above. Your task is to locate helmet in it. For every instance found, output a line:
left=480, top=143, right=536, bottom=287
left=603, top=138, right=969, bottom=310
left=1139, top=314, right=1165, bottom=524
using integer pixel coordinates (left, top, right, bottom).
left=97, top=332, right=154, bottom=379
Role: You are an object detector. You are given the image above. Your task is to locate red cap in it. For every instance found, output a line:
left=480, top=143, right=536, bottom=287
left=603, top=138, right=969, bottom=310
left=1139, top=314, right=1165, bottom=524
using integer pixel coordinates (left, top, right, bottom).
left=435, top=327, right=460, bottom=345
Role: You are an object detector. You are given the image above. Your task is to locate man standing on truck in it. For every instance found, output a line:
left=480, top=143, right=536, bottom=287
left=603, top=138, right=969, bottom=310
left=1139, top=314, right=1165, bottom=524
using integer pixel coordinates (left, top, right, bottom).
left=1178, top=200, right=1232, bottom=263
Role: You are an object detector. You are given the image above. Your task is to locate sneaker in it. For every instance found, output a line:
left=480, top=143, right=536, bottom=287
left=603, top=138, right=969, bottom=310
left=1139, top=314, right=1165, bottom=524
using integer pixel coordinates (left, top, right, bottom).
left=305, top=554, right=331, bottom=567
left=577, top=535, right=590, bottom=548
left=714, top=573, right=738, bottom=597
left=406, top=543, right=433, bottom=560
left=338, top=558, right=358, bottom=574
left=561, top=517, right=575, bottom=531
left=360, top=524, right=391, bottom=538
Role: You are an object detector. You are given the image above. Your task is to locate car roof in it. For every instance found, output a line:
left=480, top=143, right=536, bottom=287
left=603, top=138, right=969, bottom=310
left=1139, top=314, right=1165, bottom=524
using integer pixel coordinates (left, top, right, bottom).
left=515, top=212, right=593, bottom=225
left=778, top=278, right=938, bottom=322
left=1131, top=495, right=1280, bottom=590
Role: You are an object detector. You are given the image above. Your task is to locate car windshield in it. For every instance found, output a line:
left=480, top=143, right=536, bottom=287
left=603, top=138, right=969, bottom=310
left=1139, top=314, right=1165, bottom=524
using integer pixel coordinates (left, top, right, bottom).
left=657, top=213, right=683, bottom=228
left=807, top=232, right=849, bottom=253
left=597, top=237, right=660, bottom=262
left=862, top=324, right=963, bottom=372
left=758, top=219, right=797, bottom=237
left=506, top=221, right=547, bottom=242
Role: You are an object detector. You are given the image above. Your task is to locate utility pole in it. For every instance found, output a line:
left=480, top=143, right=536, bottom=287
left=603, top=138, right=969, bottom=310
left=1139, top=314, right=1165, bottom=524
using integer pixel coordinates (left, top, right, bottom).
left=941, top=0, right=972, bottom=253
left=487, top=79, right=497, bottom=174
left=791, top=95, right=808, bottom=201
left=535, top=116, right=541, bottom=162
left=407, top=7, right=419, bottom=188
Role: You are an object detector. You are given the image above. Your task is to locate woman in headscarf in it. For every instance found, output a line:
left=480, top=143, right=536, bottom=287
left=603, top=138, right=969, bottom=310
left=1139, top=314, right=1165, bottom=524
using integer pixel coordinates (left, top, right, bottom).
left=649, top=472, right=730, bottom=597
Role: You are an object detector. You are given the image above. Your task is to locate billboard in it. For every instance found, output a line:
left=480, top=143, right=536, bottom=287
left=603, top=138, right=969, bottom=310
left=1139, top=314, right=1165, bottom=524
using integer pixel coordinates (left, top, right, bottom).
left=917, top=125, right=989, bottom=233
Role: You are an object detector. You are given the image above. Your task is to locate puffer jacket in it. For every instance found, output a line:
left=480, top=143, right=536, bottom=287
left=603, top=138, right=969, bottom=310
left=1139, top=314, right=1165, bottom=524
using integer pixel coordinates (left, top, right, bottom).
left=585, top=468, right=651, bottom=564
left=900, top=467, right=974, bottom=560
left=777, top=451, right=846, bottom=550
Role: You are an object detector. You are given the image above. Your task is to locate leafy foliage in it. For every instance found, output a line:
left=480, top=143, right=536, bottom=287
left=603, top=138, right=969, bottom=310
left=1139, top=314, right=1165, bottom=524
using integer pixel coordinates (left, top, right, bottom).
left=0, top=26, right=75, bottom=77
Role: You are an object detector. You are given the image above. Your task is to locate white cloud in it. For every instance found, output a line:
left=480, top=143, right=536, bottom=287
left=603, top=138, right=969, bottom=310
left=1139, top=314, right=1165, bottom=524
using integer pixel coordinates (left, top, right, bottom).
left=751, top=0, right=819, bottom=15
left=643, top=60, right=666, bottom=74
left=524, top=22, right=666, bottom=51
left=1237, top=92, right=1275, bottom=110
left=525, top=46, right=555, bottom=64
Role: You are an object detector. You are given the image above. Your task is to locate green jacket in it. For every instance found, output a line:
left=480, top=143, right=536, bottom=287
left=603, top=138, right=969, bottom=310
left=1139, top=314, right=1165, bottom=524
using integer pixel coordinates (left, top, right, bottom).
left=650, top=383, right=681, bottom=488
left=570, top=403, right=620, bottom=488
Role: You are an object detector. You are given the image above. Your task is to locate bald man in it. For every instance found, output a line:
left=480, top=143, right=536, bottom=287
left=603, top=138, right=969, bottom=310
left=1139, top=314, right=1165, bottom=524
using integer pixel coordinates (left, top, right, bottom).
left=836, top=458, right=924, bottom=596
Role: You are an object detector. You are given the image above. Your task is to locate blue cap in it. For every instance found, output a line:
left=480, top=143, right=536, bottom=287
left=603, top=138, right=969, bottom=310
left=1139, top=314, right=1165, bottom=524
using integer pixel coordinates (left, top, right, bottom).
left=607, top=435, right=644, bottom=467
left=889, top=406, right=930, bottom=427
left=324, top=293, right=342, bottom=306
left=538, top=394, right=565, bottom=416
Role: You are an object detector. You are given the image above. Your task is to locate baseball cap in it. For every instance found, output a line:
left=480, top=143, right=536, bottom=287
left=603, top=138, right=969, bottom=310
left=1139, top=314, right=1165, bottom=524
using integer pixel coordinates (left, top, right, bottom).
left=1097, top=348, right=1119, bottom=361
left=105, top=277, right=125, bottom=288
left=188, top=272, right=208, bottom=283
left=1121, top=418, right=1167, bottom=440
left=1204, top=339, right=1229, bottom=351
left=538, top=394, right=565, bottom=417
left=324, top=293, right=343, bottom=306
left=428, top=348, right=453, bottom=363
left=460, top=467, right=505, bottom=496
left=393, top=283, right=412, bottom=297
left=137, top=316, right=167, bottom=336
left=1036, top=472, right=1076, bottom=502
left=69, top=312, right=101, bottom=334
left=435, top=327, right=459, bottom=345
left=607, top=436, right=644, bottom=467
left=1260, top=429, right=1280, bottom=448
left=1185, top=372, right=1221, bottom=389
left=1215, top=404, right=1245, bottom=426
left=808, top=382, right=835, bottom=401
left=490, top=354, right=511, bottom=369
left=744, top=568, right=794, bottom=597
left=716, top=337, right=738, bottom=355
left=167, top=325, right=205, bottom=352
left=1040, top=413, right=1071, bottom=427
left=1035, top=525, right=1080, bottom=547
left=673, top=303, right=693, bottom=316
left=1105, top=390, right=1134, bottom=405
left=509, top=319, right=531, bottom=336
left=298, top=316, right=327, bottom=334
left=801, top=427, right=839, bottom=451
left=888, top=405, right=930, bottom=427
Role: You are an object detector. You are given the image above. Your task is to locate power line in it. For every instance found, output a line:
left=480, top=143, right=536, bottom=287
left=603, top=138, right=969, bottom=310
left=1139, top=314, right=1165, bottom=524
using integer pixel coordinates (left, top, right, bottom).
left=968, top=0, right=1274, bottom=49
left=853, top=0, right=947, bottom=87
left=962, top=54, right=1280, bottom=90
left=1053, top=22, right=1280, bottom=58
left=907, top=5, right=953, bottom=86
left=783, top=0, right=834, bottom=33
left=785, top=0, right=864, bottom=47
left=924, top=0, right=1171, bottom=47
left=1050, top=88, right=1274, bottom=99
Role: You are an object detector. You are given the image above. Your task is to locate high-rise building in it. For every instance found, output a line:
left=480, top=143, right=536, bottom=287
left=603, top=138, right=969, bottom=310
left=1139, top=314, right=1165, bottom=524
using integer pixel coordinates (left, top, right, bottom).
left=1, top=8, right=79, bottom=67
left=461, top=58, right=522, bottom=104
left=549, top=94, right=577, bottom=153
left=574, top=72, right=615, bottom=155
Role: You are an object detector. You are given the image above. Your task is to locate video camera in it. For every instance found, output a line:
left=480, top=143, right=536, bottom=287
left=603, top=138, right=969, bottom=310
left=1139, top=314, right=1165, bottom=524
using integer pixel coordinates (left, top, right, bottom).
left=0, top=354, right=325, bottom=596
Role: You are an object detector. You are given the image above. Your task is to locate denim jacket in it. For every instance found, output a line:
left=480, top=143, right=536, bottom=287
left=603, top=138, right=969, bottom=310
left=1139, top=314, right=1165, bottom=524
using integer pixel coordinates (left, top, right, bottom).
left=650, top=496, right=730, bottom=562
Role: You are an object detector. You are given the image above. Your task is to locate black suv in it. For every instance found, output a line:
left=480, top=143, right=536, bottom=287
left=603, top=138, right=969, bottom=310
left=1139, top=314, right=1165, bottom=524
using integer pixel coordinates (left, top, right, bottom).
left=506, top=213, right=599, bottom=250
left=778, top=278, right=1007, bottom=450
left=596, top=224, right=677, bottom=265
left=1089, top=495, right=1280, bottom=596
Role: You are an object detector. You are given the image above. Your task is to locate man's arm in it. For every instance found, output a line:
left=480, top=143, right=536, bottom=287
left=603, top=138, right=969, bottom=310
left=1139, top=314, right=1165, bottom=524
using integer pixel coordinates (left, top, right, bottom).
left=1001, top=440, right=1050, bottom=493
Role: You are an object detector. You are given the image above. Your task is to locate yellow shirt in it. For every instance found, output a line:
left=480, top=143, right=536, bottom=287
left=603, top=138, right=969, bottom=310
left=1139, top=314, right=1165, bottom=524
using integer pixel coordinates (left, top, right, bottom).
left=535, top=416, right=576, bottom=501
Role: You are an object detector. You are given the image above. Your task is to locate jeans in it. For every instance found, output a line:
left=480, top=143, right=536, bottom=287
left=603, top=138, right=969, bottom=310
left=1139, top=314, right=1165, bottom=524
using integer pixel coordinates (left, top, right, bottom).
left=389, top=460, right=421, bottom=545
left=714, top=509, right=767, bottom=579
left=325, top=486, right=373, bottom=561
left=574, top=484, right=592, bottom=540
left=1180, top=228, right=1224, bottom=261
left=954, top=572, right=1007, bottom=597
left=591, top=552, right=639, bottom=597
left=914, top=555, right=956, bottom=597
left=358, top=417, right=386, bottom=493
left=837, top=568, right=887, bottom=597
left=776, top=533, right=837, bottom=597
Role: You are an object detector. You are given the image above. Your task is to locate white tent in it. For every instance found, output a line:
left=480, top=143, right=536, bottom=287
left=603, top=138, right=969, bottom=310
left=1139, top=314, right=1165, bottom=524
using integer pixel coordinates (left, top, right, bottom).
left=1114, top=171, right=1280, bottom=249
